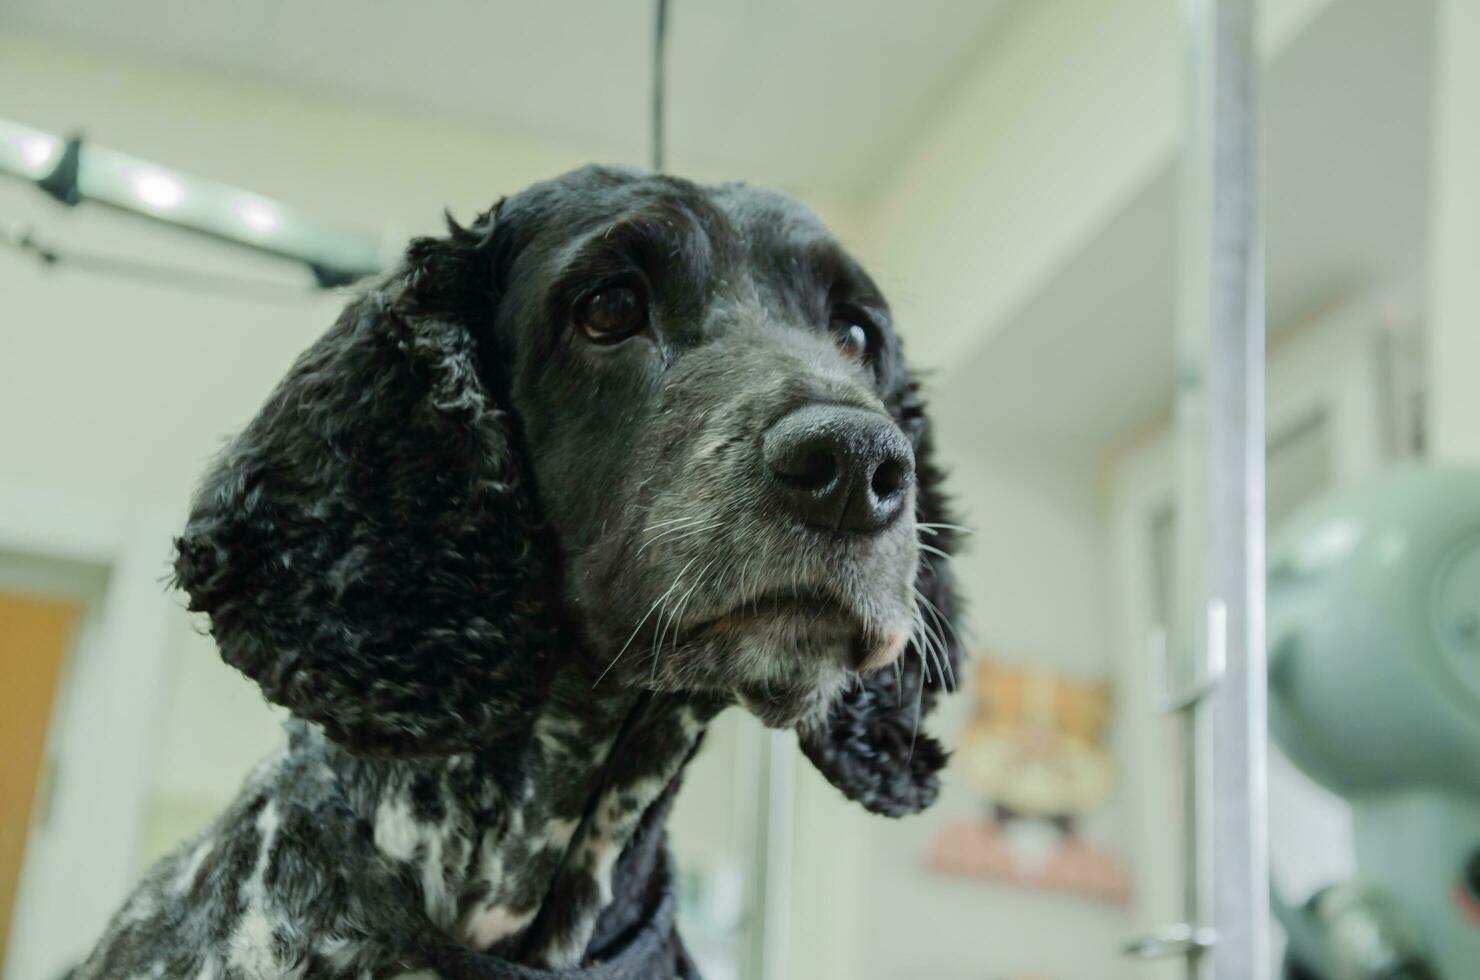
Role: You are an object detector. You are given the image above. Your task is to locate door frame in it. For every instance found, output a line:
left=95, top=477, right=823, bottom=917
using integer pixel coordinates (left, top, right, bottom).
left=1108, top=300, right=1396, bottom=976
left=0, top=477, right=179, bottom=980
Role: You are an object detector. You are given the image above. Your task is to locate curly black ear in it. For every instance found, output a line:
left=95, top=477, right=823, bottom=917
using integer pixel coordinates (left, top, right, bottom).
left=174, top=211, right=555, bottom=756
left=797, top=380, right=963, bottom=817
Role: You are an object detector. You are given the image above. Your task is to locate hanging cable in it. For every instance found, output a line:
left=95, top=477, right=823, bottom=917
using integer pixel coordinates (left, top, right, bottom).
left=652, top=0, right=669, bottom=171
left=0, top=218, right=326, bottom=303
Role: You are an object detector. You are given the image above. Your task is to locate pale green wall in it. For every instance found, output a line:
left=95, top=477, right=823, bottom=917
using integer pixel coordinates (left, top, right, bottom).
left=1428, top=0, right=1480, bottom=466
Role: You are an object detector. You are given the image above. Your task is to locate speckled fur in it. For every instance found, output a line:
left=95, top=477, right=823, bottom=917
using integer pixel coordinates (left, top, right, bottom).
left=78, top=684, right=714, bottom=978
left=76, top=167, right=961, bottom=978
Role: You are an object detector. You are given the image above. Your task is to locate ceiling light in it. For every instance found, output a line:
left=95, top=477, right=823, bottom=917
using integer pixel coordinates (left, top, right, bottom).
left=18, top=134, right=60, bottom=173
left=130, top=169, right=185, bottom=209
left=235, top=199, right=280, bottom=235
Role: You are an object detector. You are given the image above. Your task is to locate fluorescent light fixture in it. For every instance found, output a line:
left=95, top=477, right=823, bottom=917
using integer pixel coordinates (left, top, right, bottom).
left=130, top=169, right=186, bottom=209
left=1, top=115, right=384, bottom=283
left=0, top=122, right=65, bottom=178
left=19, top=134, right=60, bottom=172
left=235, top=199, right=281, bottom=235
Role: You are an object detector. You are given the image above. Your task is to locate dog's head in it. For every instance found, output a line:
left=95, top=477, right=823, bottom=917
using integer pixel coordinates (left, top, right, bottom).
left=176, top=166, right=962, bottom=816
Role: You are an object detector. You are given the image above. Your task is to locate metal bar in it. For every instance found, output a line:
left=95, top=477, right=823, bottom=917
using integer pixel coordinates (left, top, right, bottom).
left=1180, top=0, right=1268, bottom=978
left=1124, top=609, right=1225, bottom=972
left=0, top=117, right=386, bottom=285
left=758, top=731, right=795, bottom=980
left=652, top=0, right=669, bottom=172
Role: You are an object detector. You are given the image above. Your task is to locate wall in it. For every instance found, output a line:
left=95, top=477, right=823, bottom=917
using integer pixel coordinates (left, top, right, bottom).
left=849, top=0, right=1337, bottom=378
left=855, top=445, right=1128, bottom=980
left=1428, top=0, right=1480, bottom=466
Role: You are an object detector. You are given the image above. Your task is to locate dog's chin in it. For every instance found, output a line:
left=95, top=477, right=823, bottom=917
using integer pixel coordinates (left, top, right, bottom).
left=736, top=672, right=848, bottom=728
left=662, top=597, right=909, bottom=730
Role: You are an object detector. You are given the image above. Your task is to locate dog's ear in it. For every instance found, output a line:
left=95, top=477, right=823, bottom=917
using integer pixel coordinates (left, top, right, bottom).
left=798, top=379, right=964, bottom=817
left=174, top=209, right=555, bottom=756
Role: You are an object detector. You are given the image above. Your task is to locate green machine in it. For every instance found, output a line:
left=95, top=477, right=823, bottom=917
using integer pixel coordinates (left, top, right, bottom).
left=1268, top=467, right=1480, bottom=979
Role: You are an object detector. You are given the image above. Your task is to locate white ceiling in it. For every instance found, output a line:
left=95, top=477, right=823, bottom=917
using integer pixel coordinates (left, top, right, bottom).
left=937, top=0, right=1433, bottom=470
left=0, top=0, right=1020, bottom=195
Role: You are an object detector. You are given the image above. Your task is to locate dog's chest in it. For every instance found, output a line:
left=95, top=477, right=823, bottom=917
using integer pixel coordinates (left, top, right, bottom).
left=451, top=700, right=707, bottom=968
left=83, top=695, right=708, bottom=980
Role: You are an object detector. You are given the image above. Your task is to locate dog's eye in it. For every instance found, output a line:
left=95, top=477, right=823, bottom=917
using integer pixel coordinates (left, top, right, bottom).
left=576, top=284, right=648, bottom=343
left=830, top=310, right=876, bottom=362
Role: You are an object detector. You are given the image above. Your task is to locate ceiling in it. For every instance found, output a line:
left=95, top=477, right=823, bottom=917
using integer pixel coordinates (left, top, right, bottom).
left=0, top=0, right=1020, bottom=195
left=938, top=0, right=1434, bottom=471
left=1, top=0, right=1433, bottom=475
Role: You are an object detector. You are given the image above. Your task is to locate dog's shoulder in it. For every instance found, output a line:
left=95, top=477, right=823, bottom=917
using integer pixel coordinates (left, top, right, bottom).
left=72, top=736, right=418, bottom=979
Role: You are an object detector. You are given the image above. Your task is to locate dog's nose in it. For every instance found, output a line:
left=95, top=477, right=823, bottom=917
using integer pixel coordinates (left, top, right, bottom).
left=763, top=405, right=914, bottom=533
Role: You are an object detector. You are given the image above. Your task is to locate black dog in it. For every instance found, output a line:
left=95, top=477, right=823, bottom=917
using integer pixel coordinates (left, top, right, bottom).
left=75, top=167, right=961, bottom=979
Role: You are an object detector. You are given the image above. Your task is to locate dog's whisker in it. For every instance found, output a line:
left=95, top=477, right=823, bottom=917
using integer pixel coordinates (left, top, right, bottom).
left=915, top=587, right=962, bottom=643
left=650, top=583, right=684, bottom=682
left=650, top=554, right=723, bottom=690
left=660, top=521, right=726, bottom=545
left=641, top=515, right=703, bottom=533
left=931, top=628, right=952, bottom=692
left=912, top=592, right=946, bottom=688
left=899, top=604, right=932, bottom=709
left=916, top=591, right=960, bottom=691
left=635, top=519, right=723, bottom=558
left=595, top=565, right=697, bottom=688
left=917, top=608, right=951, bottom=701
left=635, top=523, right=724, bottom=560
left=909, top=601, right=936, bottom=687
left=643, top=552, right=710, bottom=685
left=642, top=514, right=705, bottom=533
left=916, top=541, right=951, bottom=562
left=916, top=521, right=973, bottom=536
left=662, top=556, right=722, bottom=653
left=914, top=586, right=961, bottom=687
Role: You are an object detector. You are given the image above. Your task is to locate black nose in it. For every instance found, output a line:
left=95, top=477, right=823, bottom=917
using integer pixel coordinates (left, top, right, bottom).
left=763, top=405, right=915, bottom=534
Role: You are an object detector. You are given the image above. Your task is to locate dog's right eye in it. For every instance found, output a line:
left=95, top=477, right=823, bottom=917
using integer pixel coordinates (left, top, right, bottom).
left=575, top=283, right=648, bottom=344
left=829, top=307, right=879, bottom=364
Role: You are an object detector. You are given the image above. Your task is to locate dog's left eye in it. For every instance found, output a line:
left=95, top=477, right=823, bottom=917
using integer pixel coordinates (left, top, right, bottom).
left=576, top=283, right=648, bottom=343
left=830, top=310, right=876, bottom=362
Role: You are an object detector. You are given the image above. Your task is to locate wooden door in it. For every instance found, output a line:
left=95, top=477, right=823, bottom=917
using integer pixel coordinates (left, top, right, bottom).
left=0, top=594, right=79, bottom=963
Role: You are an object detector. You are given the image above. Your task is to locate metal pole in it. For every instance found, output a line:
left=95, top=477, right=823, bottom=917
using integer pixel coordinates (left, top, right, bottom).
left=1184, top=0, right=1268, bottom=976
left=1124, top=1, right=1265, bottom=976
left=758, top=732, right=795, bottom=980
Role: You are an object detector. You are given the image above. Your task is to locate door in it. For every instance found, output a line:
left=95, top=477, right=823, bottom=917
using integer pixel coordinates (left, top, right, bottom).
left=0, top=594, right=80, bottom=964
left=1111, top=303, right=1400, bottom=976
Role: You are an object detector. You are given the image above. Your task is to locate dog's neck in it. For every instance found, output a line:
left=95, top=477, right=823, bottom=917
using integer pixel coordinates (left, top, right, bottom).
left=307, top=664, right=718, bottom=969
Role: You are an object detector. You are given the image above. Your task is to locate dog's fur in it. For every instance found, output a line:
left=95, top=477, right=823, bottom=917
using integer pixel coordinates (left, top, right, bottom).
left=75, top=167, right=961, bottom=979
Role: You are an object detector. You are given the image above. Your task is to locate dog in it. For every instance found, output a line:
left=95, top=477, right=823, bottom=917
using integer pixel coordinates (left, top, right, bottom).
left=73, top=166, right=961, bottom=979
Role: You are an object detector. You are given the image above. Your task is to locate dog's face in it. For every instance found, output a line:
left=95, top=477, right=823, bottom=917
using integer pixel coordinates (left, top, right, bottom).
left=175, top=166, right=960, bottom=816
left=482, top=171, right=922, bottom=727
